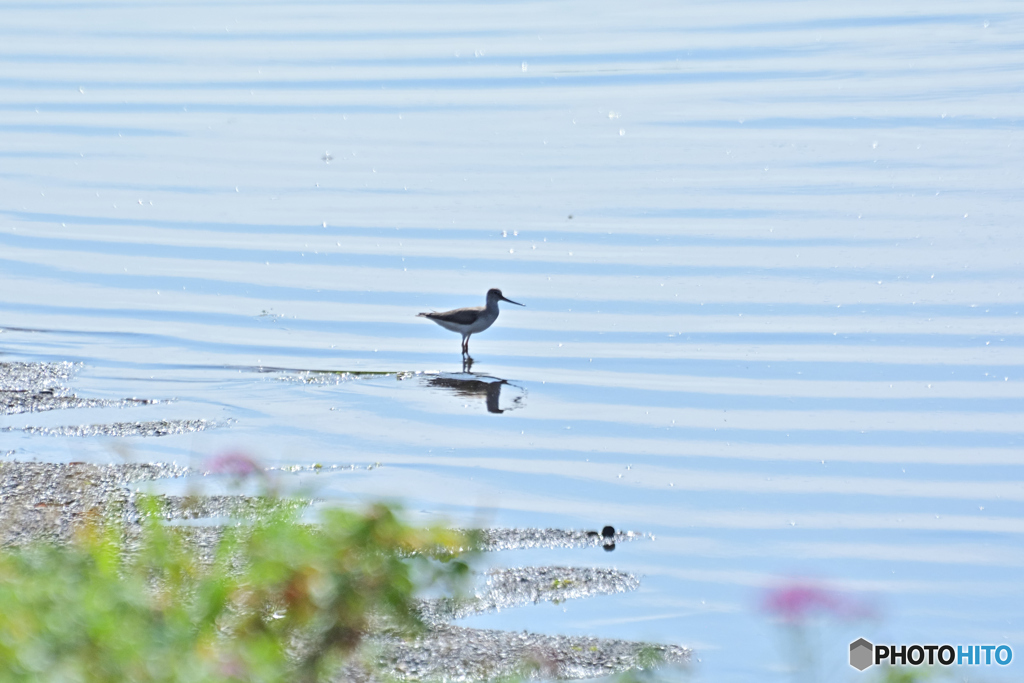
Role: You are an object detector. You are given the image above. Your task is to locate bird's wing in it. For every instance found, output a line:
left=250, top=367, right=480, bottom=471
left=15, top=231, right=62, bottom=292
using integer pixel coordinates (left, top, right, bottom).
left=420, top=307, right=480, bottom=325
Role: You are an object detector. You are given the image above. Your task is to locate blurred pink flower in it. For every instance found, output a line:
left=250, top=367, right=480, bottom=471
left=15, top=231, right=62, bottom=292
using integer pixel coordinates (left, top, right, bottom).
left=203, top=451, right=263, bottom=477
left=763, top=580, right=874, bottom=623
left=217, top=656, right=247, bottom=679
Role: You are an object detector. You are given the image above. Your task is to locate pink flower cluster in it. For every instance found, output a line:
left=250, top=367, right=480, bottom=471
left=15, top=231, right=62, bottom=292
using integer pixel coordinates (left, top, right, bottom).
left=203, top=451, right=263, bottom=478
left=762, top=580, right=875, bottom=623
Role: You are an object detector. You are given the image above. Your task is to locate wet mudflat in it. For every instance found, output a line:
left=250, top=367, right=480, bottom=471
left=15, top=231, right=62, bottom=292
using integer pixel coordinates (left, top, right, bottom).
left=2, top=1, right=1023, bottom=680
left=0, top=458, right=685, bottom=681
left=0, top=362, right=685, bottom=680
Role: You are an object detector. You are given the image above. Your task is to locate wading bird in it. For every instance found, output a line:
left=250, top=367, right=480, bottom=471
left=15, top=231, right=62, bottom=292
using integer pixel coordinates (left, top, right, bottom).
left=417, top=288, right=523, bottom=360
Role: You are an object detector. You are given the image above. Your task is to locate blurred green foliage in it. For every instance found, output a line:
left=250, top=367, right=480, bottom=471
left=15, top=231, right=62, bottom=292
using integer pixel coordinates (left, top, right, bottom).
left=0, top=497, right=471, bottom=682
left=874, top=665, right=946, bottom=683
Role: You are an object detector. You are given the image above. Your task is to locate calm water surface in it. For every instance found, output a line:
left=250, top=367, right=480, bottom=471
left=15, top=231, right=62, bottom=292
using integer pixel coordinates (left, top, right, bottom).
left=1, top=1, right=1022, bottom=680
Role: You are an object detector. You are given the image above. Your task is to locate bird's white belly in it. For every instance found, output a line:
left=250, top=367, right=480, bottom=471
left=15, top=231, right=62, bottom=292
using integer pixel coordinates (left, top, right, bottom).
left=436, top=313, right=496, bottom=335
left=465, top=315, right=496, bottom=334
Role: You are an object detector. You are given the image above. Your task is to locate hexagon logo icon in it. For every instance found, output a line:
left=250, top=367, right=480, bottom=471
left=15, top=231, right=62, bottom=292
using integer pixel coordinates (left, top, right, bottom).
left=850, top=638, right=874, bottom=671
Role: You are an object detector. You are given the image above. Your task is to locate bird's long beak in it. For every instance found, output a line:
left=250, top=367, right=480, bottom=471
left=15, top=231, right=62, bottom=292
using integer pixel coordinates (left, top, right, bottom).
left=501, top=295, right=524, bottom=306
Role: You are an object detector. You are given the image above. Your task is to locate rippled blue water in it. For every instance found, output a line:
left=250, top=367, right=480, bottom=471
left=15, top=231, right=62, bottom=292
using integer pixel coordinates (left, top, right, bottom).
left=2, top=1, right=1022, bottom=680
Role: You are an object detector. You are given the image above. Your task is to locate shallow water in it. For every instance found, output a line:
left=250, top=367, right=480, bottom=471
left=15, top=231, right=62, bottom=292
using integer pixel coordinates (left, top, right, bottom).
left=1, top=0, right=1022, bottom=680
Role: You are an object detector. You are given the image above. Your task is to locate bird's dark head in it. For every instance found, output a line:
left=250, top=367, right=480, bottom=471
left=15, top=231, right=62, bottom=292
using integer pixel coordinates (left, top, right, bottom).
left=488, top=288, right=524, bottom=306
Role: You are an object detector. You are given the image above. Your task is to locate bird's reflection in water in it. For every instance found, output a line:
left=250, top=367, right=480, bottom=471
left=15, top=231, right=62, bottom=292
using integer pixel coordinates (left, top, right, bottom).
left=423, top=373, right=525, bottom=414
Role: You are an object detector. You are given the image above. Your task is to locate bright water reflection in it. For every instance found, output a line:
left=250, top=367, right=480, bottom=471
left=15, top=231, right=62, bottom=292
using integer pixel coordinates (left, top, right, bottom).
left=1, top=0, right=1023, bottom=680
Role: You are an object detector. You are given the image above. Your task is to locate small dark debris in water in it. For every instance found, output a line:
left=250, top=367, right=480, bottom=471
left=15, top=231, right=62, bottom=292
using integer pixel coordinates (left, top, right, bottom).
left=601, top=525, right=617, bottom=550
left=568, top=214, right=573, bottom=219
